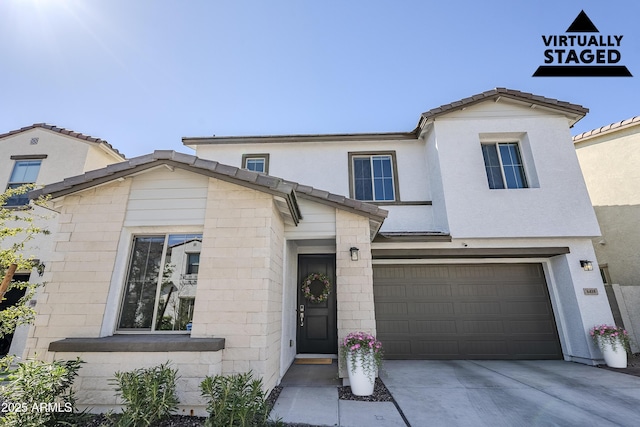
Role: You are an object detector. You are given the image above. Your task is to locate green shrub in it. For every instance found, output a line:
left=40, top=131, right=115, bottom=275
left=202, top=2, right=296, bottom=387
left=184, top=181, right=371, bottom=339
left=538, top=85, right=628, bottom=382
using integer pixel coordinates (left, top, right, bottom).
left=111, top=362, right=179, bottom=427
left=0, top=357, right=83, bottom=427
left=200, top=371, right=276, bottom=427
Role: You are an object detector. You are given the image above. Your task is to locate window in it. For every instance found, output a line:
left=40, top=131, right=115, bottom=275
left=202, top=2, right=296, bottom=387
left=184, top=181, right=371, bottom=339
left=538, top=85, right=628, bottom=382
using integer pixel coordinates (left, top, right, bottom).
left=481, top=143, right=528, bottom=189
left=118, top=233, right=202, bottom=331
left=600, top=265, right=611, bottom=284
left=242, top=153, right=269, bottom=174
left=187, top=253, right=200, bottom=275
left=349, top=153, right=397, bottom=202
left=5, top=160, right=42, bottom=206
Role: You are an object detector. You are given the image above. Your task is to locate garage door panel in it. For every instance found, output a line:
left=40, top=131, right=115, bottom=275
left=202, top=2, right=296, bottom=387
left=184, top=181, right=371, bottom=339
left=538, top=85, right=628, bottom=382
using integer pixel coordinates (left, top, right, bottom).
left=457, top=301, right=502, bottom=315
left=412, top=302, right=454, bottom=315
left=507, top=319, right=557, bottom=334
left=414, top=320, right=457, bottom=334
left=408, top=265, right=450, bottom=279
left=499, top=284, right=548, bottom=297
left=374, top=263, right=562, bottom=360
left=411, top=284, right=451, bottom=297
left=376, top=320, right=410, bottom=334
left=456, top=283, right=499, bottom=297
left=503, top=301, right=553, bottom=315
left=376, top=302, right=408, bottom=315
left=374, top=284, right=407, bottom=298
left=464, top=340, right=509, bottom=357
left=413, top=340, right=460, bottom=356
left=461, top=320, right=504, bottom=334
left=382, top=340, right=412, bottom=356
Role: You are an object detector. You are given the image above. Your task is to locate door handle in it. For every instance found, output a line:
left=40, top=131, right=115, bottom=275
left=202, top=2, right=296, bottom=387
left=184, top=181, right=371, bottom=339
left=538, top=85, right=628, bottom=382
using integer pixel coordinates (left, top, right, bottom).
left=299, top=305, right=305, bottom=327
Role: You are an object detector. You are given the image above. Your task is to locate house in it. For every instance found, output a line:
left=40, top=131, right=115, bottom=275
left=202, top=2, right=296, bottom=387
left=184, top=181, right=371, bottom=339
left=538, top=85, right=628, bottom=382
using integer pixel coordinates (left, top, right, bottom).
left=0, top=124, right=125, bottom=357
left=573, top=117, right=640, bottom=351
left=26, top=88, right=614, bottom=415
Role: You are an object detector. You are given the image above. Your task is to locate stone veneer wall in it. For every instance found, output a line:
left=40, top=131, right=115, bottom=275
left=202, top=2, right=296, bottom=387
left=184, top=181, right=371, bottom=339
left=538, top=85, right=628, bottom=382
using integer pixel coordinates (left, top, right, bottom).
left=191, top=178, right=284, bottom=391
left=26, top=180, right=132, bottom=358
left=335, top=210, right=376, bottom=377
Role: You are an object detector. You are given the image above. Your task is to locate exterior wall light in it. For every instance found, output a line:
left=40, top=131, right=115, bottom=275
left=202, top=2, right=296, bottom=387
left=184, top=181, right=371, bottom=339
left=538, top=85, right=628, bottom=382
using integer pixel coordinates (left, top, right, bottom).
left=350, top=247, right=359, bottom=261
left=580, top=260, right=593, bottom=271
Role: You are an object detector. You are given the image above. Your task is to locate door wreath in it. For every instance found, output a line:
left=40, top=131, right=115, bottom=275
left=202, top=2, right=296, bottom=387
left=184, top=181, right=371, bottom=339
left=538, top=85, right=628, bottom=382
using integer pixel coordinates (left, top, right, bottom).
left=301, top=272, right=332, bottom=303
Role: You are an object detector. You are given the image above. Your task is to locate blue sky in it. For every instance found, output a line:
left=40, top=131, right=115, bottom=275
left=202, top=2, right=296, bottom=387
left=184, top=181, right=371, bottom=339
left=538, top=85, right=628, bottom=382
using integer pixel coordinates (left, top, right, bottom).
left=1, top=0, right=638, bottom=158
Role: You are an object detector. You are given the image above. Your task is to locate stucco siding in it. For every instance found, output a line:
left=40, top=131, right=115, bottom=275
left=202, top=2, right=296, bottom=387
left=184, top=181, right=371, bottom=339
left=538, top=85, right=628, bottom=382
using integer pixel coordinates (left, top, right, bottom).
left=575, top=128, right=640, bottom=287
left=192, top=137, right=431, bottom=204
left=0, top=128, right=92, bottom=186
left=432, top=102, right=600, bottom=238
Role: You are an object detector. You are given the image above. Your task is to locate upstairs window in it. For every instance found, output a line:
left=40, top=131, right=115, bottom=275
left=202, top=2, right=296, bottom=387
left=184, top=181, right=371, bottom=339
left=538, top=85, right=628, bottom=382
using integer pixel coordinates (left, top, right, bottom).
left=350, top=153, right=397, bottom=202
left=481, top=143, right=528, bottom=189
left=242, top=154, right=269, bottom=174
left=118, top=233, right=202, bottom=332
left=5, top=160, right=42, bottom=206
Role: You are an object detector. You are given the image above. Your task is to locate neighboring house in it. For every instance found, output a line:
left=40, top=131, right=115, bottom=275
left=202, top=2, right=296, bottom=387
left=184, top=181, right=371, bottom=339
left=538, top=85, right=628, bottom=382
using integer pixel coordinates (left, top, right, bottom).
left=573, top=117, right=640, bottom=351
left=26, top=88, right=613, bottom=414
left=0, top=124, right=125, bottom=357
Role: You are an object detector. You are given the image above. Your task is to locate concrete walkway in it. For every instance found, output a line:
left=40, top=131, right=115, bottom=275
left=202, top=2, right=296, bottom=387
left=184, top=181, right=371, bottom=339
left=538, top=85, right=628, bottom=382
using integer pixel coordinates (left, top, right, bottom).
left=270, top=360, right=640, bottom=427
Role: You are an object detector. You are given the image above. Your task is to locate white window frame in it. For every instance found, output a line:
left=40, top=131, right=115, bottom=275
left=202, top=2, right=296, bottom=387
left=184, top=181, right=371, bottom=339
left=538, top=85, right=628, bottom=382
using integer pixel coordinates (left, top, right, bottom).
left=242, top=153, right=269, bottom=174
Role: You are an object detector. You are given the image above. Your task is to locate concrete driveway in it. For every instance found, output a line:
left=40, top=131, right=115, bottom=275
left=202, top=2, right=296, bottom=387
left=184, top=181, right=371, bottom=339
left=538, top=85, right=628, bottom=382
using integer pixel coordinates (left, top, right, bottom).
left=382, top=360, right=640, bottom=427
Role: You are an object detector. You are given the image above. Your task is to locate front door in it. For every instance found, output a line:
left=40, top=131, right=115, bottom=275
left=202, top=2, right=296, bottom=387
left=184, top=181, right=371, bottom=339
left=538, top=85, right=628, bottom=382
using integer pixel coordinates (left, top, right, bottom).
left=297, top=254, right=337, bottom=354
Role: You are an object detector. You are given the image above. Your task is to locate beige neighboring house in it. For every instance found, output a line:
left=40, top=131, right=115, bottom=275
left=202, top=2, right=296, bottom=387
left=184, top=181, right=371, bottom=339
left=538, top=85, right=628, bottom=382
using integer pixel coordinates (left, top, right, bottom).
left=24, top=89, right=615, bottom=415
left=574, top=117, right=640, bottom=351
left=0, top=124, right=125, bottom=357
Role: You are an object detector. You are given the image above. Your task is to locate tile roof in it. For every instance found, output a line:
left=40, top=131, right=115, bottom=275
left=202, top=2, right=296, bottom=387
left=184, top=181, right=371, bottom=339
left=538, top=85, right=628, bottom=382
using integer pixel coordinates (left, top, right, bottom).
left=419, top=87, right=589, bottom=127
left=0, top=123, right=126, bottom=159
left=573, top=116, right=640, bottom=142
left=184, top=88, right=589, bottom=145
left=31, top=150, right=388, bottom=225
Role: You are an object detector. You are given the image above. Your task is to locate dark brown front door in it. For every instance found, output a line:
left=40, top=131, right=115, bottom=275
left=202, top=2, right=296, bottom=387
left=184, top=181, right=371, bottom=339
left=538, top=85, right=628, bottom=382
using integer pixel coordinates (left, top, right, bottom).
left=297, top=254, right=337, bottom=354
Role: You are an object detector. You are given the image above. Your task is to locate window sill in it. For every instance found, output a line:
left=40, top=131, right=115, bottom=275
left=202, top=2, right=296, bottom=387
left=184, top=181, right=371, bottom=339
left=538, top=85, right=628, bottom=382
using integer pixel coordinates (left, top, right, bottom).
left=48, top=335, right=225, bottom=353
left=369, top=200, right=432, bottom=206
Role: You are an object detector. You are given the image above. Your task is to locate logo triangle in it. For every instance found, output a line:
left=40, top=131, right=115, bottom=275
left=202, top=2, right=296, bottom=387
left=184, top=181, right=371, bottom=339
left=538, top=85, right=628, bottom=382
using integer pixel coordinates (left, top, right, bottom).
left=566, top=10, right=599, bottom=33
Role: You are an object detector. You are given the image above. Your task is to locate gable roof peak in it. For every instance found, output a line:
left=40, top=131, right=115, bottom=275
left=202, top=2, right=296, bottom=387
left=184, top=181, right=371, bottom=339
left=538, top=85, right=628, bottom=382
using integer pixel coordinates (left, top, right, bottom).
left=418, top=87, right=588, bottom=129
left=0, top=123, right=126, bottom=159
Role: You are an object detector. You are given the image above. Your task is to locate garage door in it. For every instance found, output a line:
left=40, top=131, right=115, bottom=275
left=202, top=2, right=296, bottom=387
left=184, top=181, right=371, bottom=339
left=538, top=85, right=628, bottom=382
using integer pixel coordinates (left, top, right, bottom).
left=374, top=264, right=562, bottom=359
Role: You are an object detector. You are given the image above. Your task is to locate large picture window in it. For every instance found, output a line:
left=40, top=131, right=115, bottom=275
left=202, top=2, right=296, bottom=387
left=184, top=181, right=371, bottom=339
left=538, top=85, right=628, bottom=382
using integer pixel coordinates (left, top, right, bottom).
left=118, top=233, right=202, bottom=331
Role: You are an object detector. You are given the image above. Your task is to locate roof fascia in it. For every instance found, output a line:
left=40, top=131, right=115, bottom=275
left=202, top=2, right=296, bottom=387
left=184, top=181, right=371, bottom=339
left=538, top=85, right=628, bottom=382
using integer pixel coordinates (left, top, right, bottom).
left=183, top=131, right=418, bottom=147
left=30, top=155, right=385, bottom=229
left=417, top=90, right=588, bottom=132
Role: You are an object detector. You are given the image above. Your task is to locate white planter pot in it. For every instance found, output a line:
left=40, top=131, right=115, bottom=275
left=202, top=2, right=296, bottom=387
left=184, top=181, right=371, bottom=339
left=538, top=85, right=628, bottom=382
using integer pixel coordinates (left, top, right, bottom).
left=599, top=338, right=628, bottom=368
left=346, top=351, right=376, bottom=396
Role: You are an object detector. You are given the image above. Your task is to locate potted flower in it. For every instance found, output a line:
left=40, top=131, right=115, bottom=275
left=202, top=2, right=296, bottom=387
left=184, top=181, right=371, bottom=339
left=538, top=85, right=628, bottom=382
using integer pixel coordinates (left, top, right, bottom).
left=589, top=324, right=631, bottom=368
left=340, top=331, right=383, bottom=396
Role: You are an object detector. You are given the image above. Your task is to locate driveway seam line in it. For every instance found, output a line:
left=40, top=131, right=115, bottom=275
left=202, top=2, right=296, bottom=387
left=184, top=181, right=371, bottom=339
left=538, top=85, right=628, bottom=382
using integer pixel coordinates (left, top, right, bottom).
left=467, top=361, right=622, bottom=426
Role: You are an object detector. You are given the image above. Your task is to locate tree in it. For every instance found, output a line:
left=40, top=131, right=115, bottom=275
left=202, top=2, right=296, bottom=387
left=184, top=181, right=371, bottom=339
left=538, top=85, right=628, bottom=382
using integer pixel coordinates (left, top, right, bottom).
left=0, top=184, right=49, bottom=341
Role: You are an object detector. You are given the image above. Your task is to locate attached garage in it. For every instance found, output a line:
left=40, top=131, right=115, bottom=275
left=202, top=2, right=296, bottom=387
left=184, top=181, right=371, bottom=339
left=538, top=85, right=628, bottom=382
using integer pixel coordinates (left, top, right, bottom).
left=373, top=263, right=562, bottom=360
